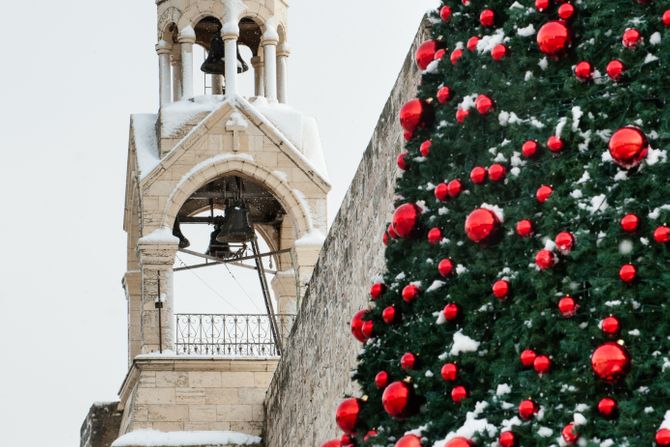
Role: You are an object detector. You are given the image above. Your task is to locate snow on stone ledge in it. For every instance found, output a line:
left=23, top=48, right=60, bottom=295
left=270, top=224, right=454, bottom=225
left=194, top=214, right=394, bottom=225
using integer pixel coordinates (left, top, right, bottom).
left=111, top=430, right=261, bottom=447
left=294, top=229, right=326, bottom=247
left=132, top=114, right=160, bottom=179
left=161, top=96, right=224, bottom=137
left=138, top=227, right=180, bottom=245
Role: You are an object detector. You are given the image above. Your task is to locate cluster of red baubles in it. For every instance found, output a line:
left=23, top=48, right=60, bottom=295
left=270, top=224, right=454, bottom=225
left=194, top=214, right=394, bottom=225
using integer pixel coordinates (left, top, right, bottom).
left=520, top=349, right=552, bottom=374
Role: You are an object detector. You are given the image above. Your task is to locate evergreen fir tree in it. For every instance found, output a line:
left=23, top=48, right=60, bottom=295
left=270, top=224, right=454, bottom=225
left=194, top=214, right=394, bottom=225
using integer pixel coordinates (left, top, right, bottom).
left=329, top=1, right=670, bottom=446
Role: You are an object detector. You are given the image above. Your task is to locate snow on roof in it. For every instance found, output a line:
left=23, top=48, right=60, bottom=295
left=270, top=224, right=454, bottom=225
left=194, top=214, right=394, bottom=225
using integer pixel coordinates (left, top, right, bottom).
left=161, top=96, right=223, bottom=136
left=131, top=114, right=160, bottom=178
left=111, top=430, right=261, bottom=447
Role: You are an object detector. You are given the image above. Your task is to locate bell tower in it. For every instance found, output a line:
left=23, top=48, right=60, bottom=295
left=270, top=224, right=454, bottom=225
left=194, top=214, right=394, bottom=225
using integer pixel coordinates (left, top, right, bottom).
left=108, top=0, right=329, bottom=443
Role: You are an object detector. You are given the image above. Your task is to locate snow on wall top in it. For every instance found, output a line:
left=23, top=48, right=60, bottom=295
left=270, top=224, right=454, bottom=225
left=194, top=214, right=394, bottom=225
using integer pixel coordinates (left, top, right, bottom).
left=131, top=114, right=160, bottom=178
left=111, top=430, right=261, bottom=447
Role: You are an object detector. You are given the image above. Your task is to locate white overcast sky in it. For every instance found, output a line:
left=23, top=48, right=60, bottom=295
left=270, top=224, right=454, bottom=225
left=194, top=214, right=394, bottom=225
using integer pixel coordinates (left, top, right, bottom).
left=0, top=0, right=436, bottom=445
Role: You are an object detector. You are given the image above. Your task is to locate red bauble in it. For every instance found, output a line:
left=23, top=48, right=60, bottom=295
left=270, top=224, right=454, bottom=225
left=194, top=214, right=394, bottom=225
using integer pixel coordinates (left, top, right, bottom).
left=470, top=166, right=488, bottom=184
left=392, top=203, right=421, bottom=238
left=375, top=371, right=389, bottom=389
left=440, top=5, right=453, bottom=22
left=555, top=231, right=575, bottom=254
left=451, top=386, right=468, bottom=403
left=341, top=435, right=351, bottom=445
left=456, top=108, right=470, bottom=124
left=591, top=342, right=631, bottom=382
left=443, top=303, right=460, bottom=321
left=362, top=320, right=374, bottom=338
left=519, top=400, right=537, bottom=420
left=493, top=279, right=510, bottom=300
left=535, top=0, right=550, bottom=11
left=370, top=283, right=385, bottom=300
left=489, top=164, right=507, bottom=182
left=475, top=94, right=494, bottom=114
left=619, top=264, right=637, bottom=284
left=562, top=423, right=579, bottom=444
left=416, top=40, right=441, bottom=70
left=622, top=28, right=642, bottom=48
left=536, top=185, right=553, bottom=203
left=441, top=363, right=458, bottom=381
left=388, top=224, right=398, bottom=239
left=448, top=179, right=463, bottom=197
left=438, top=259, right=454, bottom=277
left=480, top=9, right=495, bottom=27
left=397, top=152, right=409, bottom=170
left=335, top=398, right=361, bottom=434
left=558, top=296, right=578, bottom=317
left=401, top=352, right=416, bottom=370
left=499, top=431, right=516, bottom=447
left=621, top=214, right=640, bottom=232
left=396, top=435, right=422, bottom=447
left=365, top=430, right=378, bottom=442
left=522, top=140, right=540, bottom=158
left=534, top=355, right=552, bottom=374
left=435, top=183, right=449, bottom=201
left=383, top=232, right=389, bottom=246
left=491, top=44, right=508, bottom=61
left=437, top=86, right=452, bottom=104
left=609, top=126, right=648, bottom=169
left=465, top=208, right=500, bottom=243
left=606, top=60, right=625, bottom=81
left=382, top=306, right=396, bottom=324
left=400, top=99, right=433, bottom=133
left=537, top=21, right=571, bottom=56
left=558, top=3, right=575, bottom=19
left=664, top=10, right=670, bottom=27
left=575, top=61, right=593, bottom=80
left=547, top=135, right=565, bottom=152
left=320, top=440, right=341, bottom=447
left=520, top=349, right=537, bottom=367
left=535, top=249, right=556, bottom=270
left=351, top=310, right=369, bottom=343
left=655, top=226, right=670, bottom=243
left=656, top=429, right=670, bottom=446
left=597, top=397, right=617, bottom=417
left=382, top=381, right=411, bottom=417
left=516, top=219, right=534, bottom=237
left=428, top=227, right=443, bottom=245
left=601, top=316, right=621, bottom=336
left=402, top=284, right=421, bottom=303
left=434, top=49, right=447, bottom=61
left=445, top=438, right=472, bottom=447
left=420, top=140, right=432, bottom=156
left=467, top=36, right=480, bottom=51
left=451, top=49, right=464, bottom=65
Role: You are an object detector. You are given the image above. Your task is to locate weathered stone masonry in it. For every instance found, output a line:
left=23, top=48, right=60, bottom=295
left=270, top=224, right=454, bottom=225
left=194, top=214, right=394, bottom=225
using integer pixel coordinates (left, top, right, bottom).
left=263, top=20, right=430, bottom=447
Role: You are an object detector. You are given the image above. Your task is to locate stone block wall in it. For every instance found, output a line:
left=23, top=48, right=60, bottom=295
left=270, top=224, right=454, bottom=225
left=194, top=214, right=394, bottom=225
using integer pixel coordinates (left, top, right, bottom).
left=263, top=20, right=430, bottom=447
left=81, top=402, right=124, bottom=447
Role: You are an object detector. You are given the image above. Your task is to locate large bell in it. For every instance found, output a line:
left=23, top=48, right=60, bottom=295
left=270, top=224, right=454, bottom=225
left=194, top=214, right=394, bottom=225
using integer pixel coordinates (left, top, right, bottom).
left=206, top=224, right=233, bottom=259
left=201, top=33, right=249, bottom=75
left=172, top=220, right=190, bottom=249
left=216, top=201, right=255, bottom=243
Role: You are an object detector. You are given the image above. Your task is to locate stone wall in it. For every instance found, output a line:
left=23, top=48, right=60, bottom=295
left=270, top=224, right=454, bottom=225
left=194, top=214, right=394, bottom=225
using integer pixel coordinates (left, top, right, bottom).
left=263, top=20, right=430, bottom=447
left=81, top=402, right=124, bottom=447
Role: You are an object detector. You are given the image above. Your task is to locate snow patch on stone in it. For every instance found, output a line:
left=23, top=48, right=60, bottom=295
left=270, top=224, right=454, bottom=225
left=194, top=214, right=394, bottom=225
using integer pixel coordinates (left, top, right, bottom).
left=112, top=430, right=261, bottom=447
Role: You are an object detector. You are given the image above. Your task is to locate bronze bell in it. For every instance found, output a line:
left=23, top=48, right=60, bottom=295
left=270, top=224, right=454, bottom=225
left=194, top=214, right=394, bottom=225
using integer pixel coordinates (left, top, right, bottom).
left=206, top=224, right=233, bottom=259
left=172, top=220, right=190, bottom=249
left=201, top=33, right=249, bottom=75
left=216, top=201, right=255, bottom=243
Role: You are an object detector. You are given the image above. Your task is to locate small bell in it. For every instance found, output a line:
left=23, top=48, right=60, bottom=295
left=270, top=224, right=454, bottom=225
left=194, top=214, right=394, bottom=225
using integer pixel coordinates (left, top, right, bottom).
left=172, top=220, right=190, bottom=249
left=206, top=224, right=233, bottom=259
left=216, top=201, right=255, bottom=243
left=201, top=34, right=249, bottom=75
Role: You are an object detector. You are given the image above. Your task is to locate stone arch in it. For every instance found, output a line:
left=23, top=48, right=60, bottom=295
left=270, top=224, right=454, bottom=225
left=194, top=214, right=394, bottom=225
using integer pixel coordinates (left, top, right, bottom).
left=158, top=7, right=182, bottom=41
left=177, top=3, right=226, bottom=31
left=161, top=155, right=312, bottom=240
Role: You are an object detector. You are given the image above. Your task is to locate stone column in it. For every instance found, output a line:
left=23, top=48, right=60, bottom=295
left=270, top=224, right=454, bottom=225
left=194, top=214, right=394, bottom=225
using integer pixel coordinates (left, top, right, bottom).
left=251, top=55, right=265, bottom=97
left=211, top=74, right=223, bottom=95
left=277, top=43, right=290, bottom=104
left=171, top=51, right=182, bottom=101
left=262, top=38, right=278, bottom=102
left=137, top=231, right=179, bottom=354
left=178, top=26, right=196, bottom=100
left=223, top=31, right=239, bottom=99
left=156, top=40, right=173, bottom=106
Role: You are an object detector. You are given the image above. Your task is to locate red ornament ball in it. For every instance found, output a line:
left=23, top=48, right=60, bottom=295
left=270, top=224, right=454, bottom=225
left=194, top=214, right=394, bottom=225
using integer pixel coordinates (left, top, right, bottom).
left=489, top=164, right=507, bottom=182
left=335, top=398, right=361, bottom=434
left=655, top=226, right=670, bottom=243
left=382, top=306, right=396, bottom=324
left=451, top=386, right=468, bottom=403
left=440, top=5, right=453, bottom=22
left=465, top=208, right=500, bottom=243
left=388, top=224, right=398, bottom=239
left=475, top=94, right=495, bottom=114
left=534, top=355, right=552, bottom=374
left=535, top=0, right=550, bottom=11
left=664, top=10, right=670, bottom=27
left=601, top=316, right=621, bottom=336
left=493, top=279, right=510, bottom=300
left=445, top=438, right=472, bottom=447
left=399, top=99, right=433, bottom=133
left=401, top=352, right=416, bottom=370
left=456, top=108, right=470, bottom=124
left=535, top=249, right=556, bottom=270
left=480, top=9, right=495, bottom=27
left=555, top=231, right=575, bottom=254
left=609, top=126, right=648, bottom=169
left=491, top=44, right=508, bottom=61
left=416, top=40, right=441, bottom=70
left=470, top=166, right=488, bottom=184
left=522, top=140, right=540, bottom=158
left=402, top=284, right=421, bottom=303
left=467, top=36, right=480, bottom=52
left=575, top=61, right=593, bottom=80
left=397, top=152, right=409, bottom=170
left=382, top=381, right=411, bottom=418
left=591, top=342, right=631, bottom=382
left=558, top=296, right=578, bottom=317
left=435, top=183, right=449, bottom=201
left=375, top=371, right=389, bottom=389
left=396, top=435, right=422, bottom=447
left=499, top=431, right=516, bottom=447
left=383, top=232, right=389, bottom=246
left=448, top=179, right=463, bottom=198
left=392, top=203, right=421, bottom=238
left=619, top=264, right=637, bottom=284
left=434, top=49, right=447, bottom=61
left=428, top=227, right=443, bottom=245
left=370, top=283, right=385, bottom=300
left=597, top=397, right=618, bottom=417
left=622, top=28, right=642, bottom=48
left=443, top=303, right=460, bottom=321
left=441, top=363, right=458, bottom=381
left=606, top=60, right=625, bottom=81
left=621, top=214, right=640, bottom=232
left=341, top=434, right=352, bottom=446
left=437, top=86, right=452, bottom=104
left=516, top=219, right=534, bottom=237
left=450, top=49, right=464, bottom=65
left=536, top=185, right=553, bottom=203
left=420, top=140, right=432, bottom=156
left=519, top=400, right=537, bottom=420
left=537, top=21, right=571, bottom=56
left=520, top=349, right=537, bottom=367
left=350, top=310, right=369, bottom=343
left=438, top=258, right=454, bottom=277
left=656, top=429, right=670, bottom=446
left=547, top=135, right=565, bottom=152
left=320, top=440, right=340, bottom=447
left=558, top=3, right=575, bottom=19
left=362, top=320, right=374, bottom=338
left=562, top=423, right=579, bottom=444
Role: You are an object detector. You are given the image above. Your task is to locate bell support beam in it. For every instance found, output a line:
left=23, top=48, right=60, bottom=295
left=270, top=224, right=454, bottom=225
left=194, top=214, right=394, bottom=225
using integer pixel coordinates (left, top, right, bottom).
left=178, top=26, right=196, bottom=101
left=156, top=40, right=173, bottom=106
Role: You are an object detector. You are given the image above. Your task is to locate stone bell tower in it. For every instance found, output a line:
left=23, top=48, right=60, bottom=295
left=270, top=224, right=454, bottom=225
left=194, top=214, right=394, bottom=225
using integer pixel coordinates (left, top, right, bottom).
left=82, top=0, right=330, bottom=445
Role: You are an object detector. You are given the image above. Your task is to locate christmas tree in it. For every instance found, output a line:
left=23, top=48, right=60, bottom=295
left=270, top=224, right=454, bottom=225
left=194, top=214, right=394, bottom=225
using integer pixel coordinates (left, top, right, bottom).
left=326, top=1, right=670, bottom=446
